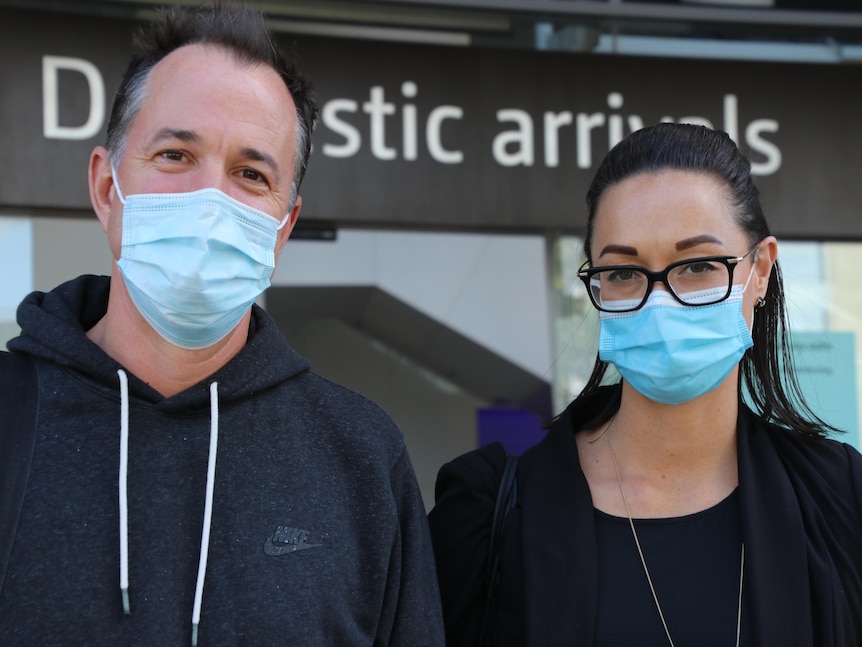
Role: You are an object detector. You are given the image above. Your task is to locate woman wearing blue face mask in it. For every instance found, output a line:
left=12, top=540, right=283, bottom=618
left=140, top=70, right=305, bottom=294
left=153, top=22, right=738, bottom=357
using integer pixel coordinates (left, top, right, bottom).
left=428, top=123, right=862, bottom=646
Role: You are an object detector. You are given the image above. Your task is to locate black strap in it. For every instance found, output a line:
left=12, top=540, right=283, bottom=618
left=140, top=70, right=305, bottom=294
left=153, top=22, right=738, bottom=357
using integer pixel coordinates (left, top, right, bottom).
left=0, top=351, right=39, bottom=594
left=479, top=453, right=519, bottom=646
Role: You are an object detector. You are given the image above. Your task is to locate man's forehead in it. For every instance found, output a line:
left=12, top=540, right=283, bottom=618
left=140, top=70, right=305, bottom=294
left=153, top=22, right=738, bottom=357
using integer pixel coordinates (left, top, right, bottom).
left=151, top=43, right=243, bottom=78
left=131, top=44, right=297, bottom=162
left=146, top=43, right=294, bottom=110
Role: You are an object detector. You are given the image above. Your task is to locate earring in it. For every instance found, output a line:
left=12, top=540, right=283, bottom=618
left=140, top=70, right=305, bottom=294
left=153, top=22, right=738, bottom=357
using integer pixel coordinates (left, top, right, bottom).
left=755, top=296, right=766, bottom=310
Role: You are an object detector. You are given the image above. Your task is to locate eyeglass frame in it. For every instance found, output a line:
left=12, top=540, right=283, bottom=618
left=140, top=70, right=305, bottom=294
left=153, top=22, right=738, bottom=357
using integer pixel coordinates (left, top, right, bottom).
left=577, top=245, right=760, bottom=313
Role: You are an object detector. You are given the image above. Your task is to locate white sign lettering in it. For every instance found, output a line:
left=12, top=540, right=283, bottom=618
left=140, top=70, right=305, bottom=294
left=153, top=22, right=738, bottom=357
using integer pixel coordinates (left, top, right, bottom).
left=42, top=55, right=105, bottom=141
left=316, top=86, right=782, bottom=175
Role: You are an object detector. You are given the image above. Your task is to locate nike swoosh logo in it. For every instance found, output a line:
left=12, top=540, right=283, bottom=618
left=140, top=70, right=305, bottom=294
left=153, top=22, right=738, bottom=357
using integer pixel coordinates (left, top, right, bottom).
left=264, top=536, right=324, bottom=556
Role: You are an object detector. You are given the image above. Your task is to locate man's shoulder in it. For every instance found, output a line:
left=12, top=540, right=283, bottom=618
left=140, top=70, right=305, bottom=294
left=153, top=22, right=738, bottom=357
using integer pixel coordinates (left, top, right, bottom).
left=0, top=350, right=37, bottom=392
left=0, top=351, right=39, bottom=431
left=285, top=370, right=404, bottom=440
left=298, top=370, right=391, bottom=412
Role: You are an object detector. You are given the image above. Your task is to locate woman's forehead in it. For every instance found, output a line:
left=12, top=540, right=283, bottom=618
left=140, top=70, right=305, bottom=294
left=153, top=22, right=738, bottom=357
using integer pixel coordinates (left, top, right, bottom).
left=590, top=170, right=745, bottom=252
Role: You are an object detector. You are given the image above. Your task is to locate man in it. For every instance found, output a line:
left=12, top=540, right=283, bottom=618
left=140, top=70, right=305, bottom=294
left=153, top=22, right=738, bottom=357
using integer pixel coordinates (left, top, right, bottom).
left=0, top=4, right=443, bottom=645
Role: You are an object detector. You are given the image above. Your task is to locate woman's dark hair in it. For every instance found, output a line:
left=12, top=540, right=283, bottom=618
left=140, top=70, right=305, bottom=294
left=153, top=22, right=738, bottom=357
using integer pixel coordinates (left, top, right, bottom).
left=578, top=122, right=836, bottom=437
left=106, top=1, right=319, bottom=209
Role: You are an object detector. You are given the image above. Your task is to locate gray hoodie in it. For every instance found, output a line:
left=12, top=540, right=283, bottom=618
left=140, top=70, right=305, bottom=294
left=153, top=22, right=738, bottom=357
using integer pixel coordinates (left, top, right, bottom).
left=0, top=274, right=443, bottom=646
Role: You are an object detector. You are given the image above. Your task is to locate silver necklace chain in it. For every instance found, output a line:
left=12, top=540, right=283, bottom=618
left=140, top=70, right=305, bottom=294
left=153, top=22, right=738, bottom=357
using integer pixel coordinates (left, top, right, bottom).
left=605, top=422, right=745, bottom=647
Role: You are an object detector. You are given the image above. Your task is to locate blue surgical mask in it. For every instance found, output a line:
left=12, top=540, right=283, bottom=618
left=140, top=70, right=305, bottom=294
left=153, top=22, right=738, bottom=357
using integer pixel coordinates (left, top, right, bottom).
left=112, top=171, right=289, bottom=349
left=598, top=283, right=754, bottom=405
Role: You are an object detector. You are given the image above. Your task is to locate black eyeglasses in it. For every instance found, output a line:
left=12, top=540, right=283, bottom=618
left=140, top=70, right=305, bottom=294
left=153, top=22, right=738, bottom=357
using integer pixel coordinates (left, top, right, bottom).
left=577, top=246, right=759, bottom=313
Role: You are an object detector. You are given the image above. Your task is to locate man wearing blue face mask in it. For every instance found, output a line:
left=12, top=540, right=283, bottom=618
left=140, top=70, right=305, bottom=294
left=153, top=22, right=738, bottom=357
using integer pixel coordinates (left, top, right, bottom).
left=0, top=4, right=443, bottom=646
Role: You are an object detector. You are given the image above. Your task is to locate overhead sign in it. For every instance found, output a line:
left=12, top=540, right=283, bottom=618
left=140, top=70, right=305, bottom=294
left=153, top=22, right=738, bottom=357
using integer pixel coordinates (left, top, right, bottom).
left=2, top=6, right=861, bottom=236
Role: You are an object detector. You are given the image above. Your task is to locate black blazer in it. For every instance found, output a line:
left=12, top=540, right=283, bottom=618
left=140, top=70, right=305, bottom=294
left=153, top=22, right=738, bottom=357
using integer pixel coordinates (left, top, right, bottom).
left=429, top=386, right=862, bottom=646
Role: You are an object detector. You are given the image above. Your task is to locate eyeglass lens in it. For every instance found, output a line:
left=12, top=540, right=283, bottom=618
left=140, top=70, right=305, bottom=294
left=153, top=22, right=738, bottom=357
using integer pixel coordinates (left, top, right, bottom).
left=589, top=259, right=733, bottom=311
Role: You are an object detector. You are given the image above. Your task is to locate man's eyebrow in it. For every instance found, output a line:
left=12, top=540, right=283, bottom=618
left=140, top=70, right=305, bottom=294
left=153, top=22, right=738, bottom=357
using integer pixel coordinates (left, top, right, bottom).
left=146, top=127, right=201, bottom=147
left=675, top=234, right=723, bottom=251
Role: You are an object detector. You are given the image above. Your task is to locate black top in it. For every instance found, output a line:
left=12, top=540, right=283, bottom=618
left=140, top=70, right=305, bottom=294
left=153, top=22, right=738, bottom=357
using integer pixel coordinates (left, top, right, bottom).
left=595, top=489, right=752, bottom=646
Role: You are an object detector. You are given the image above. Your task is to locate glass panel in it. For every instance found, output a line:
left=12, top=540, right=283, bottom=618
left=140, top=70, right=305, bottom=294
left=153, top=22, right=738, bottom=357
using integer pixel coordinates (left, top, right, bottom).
left=782, top=242, right=862, bottom=447
left=0, top=218, right=33, bottom=349
left=551, top=236, right=601, bottom=414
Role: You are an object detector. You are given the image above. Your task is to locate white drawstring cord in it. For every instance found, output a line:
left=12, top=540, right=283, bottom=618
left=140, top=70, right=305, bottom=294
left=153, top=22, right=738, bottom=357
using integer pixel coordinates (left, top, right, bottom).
left=118, top=369, right=131, bottom=615
left=116, top=373, right=219, bottom=644
left=191, top=382, right=219, bottom=647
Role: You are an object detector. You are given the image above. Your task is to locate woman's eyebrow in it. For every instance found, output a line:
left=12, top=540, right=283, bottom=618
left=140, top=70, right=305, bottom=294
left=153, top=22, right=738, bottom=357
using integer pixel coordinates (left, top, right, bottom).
left=598, top=244, right=638, bottom=258
left=675, top=235, right=723, bottom=251
left=598, top=235, right=726, bottom=259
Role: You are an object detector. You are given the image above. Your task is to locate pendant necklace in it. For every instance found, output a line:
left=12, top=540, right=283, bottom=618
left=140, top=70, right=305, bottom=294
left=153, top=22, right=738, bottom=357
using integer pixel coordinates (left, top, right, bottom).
left=604, top=421, right=745, bottom=647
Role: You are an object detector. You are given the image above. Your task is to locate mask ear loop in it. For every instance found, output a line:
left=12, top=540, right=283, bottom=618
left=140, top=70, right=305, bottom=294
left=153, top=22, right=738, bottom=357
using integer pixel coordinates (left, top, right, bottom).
left=111, top=166, right=127, bottom=205
left=740, top=245, right=760, bottom=294
left=741, top=245, right=769, bottom=312
left=276, top=194, right=298, bottom=231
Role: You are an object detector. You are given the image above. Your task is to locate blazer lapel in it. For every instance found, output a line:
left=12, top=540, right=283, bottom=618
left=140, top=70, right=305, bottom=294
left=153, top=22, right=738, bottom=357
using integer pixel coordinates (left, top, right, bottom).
left=737, top=412, right=812, bottom=645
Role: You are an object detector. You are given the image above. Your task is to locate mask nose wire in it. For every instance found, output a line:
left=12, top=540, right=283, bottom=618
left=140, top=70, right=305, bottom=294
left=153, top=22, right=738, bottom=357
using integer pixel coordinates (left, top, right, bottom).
left=111, top=164, right=292, bottom=231
left=641, top=274, right=675, bottom=303
left=650, top=279, right=673, bottom=296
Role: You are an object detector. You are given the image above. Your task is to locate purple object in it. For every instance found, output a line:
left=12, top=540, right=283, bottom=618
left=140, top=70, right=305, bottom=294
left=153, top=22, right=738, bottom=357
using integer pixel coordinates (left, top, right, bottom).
left=477, top=407, right=547, bottom=456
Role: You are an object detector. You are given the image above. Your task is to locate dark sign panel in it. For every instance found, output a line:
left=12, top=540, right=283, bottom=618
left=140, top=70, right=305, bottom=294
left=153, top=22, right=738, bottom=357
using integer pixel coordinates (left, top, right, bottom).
left=1, top=7, right=861, bottom=237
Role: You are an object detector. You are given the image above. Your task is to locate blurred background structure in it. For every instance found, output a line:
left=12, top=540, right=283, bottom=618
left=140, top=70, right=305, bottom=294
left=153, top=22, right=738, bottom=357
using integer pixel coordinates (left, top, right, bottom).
left=2, top=0, right=861, bottom=507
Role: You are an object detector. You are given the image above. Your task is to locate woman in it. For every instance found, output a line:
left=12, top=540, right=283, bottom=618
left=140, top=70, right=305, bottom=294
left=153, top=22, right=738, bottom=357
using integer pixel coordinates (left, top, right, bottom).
left=428, top=123, right=862, bottom=646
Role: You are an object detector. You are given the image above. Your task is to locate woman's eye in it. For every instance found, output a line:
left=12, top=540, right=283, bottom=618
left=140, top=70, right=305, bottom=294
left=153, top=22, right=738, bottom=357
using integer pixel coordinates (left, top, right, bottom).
left=685, top=261, right=718, bottom=274
left=609, top=270, right=636, bottom=282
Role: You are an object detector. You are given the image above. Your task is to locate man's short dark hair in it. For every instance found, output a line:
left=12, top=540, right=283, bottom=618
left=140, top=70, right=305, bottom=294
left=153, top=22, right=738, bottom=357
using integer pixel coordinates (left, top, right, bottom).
left=106, top=2, right=319, bottom=207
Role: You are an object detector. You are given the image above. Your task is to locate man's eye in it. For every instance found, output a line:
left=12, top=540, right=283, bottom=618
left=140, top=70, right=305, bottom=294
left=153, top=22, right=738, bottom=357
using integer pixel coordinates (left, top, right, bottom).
left=242, top=168, right=266, bottom=183
left=160, top=150, right=184, bottom=161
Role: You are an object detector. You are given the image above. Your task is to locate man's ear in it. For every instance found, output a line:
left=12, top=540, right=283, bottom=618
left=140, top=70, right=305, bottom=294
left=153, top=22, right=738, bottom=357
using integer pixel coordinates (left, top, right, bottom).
left=89, top=146, right=116, bottom=234
left=275, top=196, right=301, bottom=258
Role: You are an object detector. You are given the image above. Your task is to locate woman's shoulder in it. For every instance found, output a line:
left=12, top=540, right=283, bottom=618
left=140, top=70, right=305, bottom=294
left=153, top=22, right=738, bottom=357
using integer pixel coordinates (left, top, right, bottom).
left=758, top=413, right=862, bottom=463
left=427, top=442, right=513, bottom=647
left=748, top=410, right=862, bottom=498
left=431, top=442, right=509, bottom=511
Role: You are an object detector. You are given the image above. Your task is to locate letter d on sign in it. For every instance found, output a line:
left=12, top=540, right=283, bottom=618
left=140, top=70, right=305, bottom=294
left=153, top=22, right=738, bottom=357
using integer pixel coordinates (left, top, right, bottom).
left=42, top=55, right=105, bottom=140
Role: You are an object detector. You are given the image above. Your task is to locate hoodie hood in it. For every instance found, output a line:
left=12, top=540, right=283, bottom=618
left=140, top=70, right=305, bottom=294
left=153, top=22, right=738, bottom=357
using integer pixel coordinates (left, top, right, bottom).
left=7, top=274, right=310, bottom=412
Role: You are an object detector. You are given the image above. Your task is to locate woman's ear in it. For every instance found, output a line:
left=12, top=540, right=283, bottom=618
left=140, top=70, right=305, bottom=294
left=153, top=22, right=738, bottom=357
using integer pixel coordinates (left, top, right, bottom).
left=754, top=235, right=779, bottom=296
